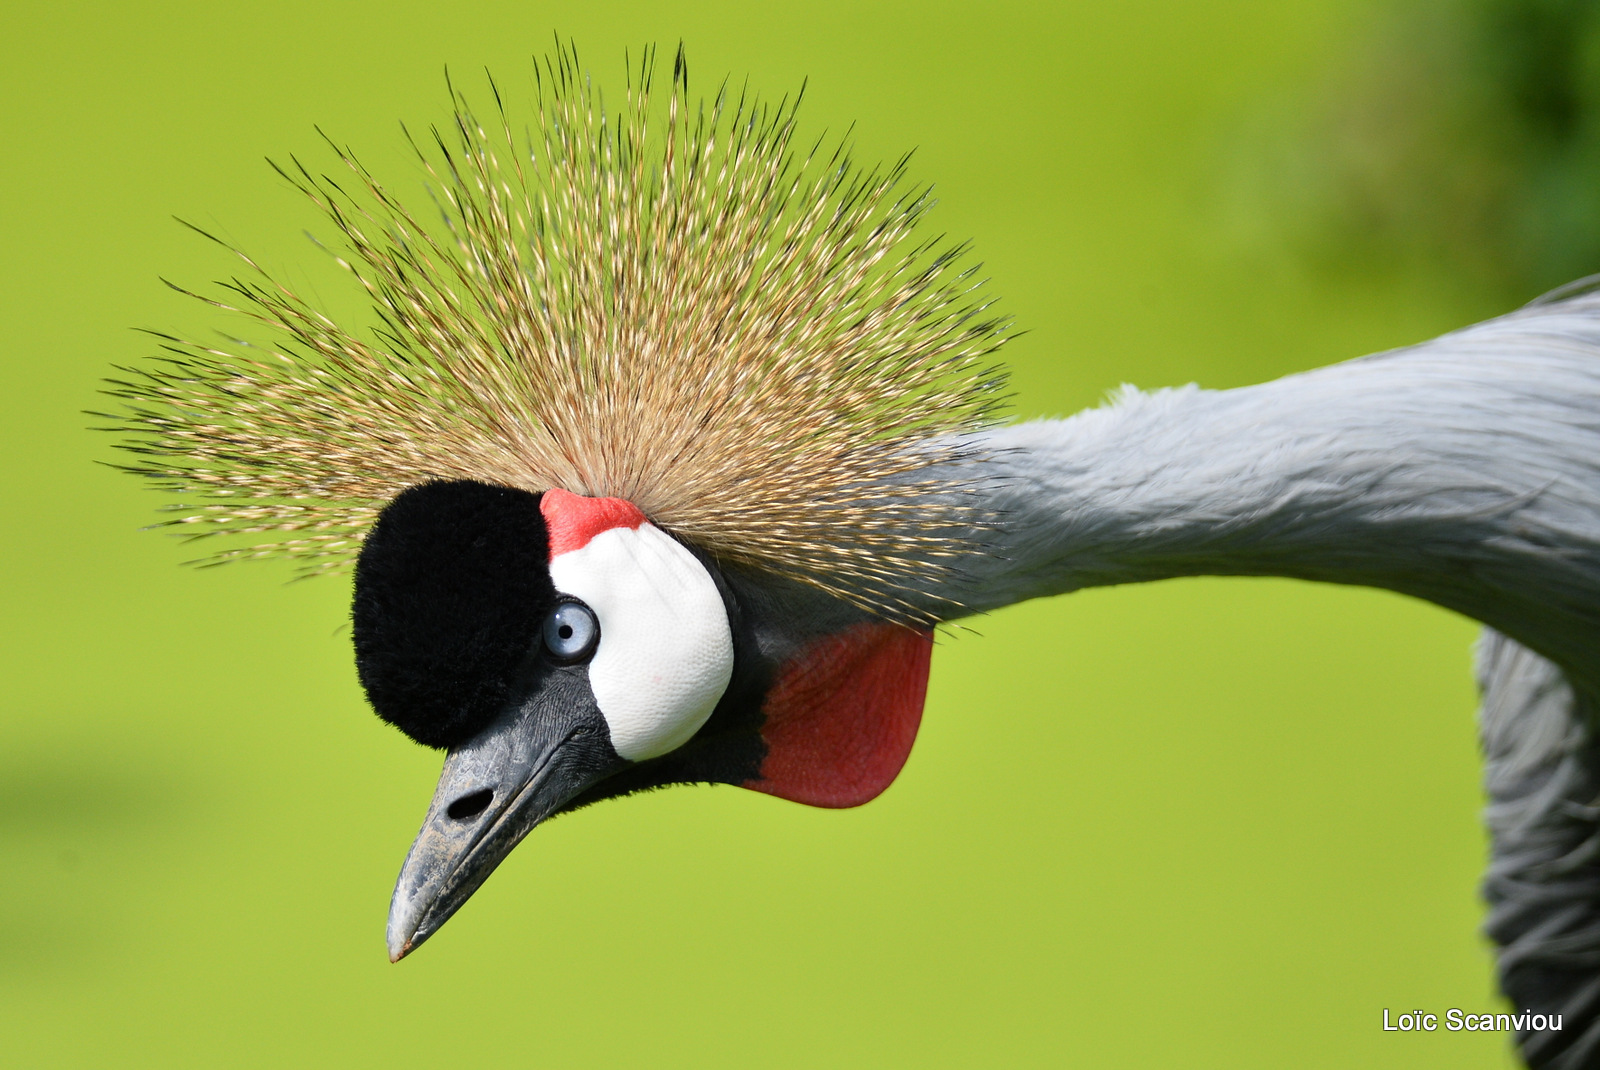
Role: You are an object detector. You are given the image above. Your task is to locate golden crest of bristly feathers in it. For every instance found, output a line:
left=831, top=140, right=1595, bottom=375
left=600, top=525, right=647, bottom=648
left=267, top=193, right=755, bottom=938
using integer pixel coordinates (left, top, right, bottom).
left=105, top=44, right=1010, bottom=618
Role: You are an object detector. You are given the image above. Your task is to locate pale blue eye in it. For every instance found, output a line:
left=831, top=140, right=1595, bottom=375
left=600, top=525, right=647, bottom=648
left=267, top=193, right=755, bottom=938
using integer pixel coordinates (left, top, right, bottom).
left=542, top=600, right=598, bottom=661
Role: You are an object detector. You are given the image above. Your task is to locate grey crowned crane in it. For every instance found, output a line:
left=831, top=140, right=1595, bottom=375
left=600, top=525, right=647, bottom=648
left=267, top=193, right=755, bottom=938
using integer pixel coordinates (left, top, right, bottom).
left=106, top=46, right=1600, bottom=1070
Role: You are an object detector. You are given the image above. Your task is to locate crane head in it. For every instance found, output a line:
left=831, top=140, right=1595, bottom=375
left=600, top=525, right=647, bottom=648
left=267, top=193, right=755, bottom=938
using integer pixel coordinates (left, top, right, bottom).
left=357, top=480, right=932, bottom=960
left=106, top=45, right=1009, bottom=960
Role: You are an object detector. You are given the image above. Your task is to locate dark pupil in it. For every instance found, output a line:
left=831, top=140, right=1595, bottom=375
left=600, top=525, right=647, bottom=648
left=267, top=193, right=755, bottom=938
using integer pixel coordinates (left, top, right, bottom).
left=558, top=624, right=573, bottom=639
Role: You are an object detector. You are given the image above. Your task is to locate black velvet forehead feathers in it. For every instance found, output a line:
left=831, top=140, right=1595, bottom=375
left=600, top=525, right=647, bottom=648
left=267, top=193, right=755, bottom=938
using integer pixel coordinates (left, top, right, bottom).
left=352, top=481, right=554, bottom=749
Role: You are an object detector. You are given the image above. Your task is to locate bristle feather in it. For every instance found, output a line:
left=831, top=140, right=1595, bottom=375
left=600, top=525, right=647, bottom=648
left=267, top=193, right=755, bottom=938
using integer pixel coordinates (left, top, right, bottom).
left=107, top=44, right=1011, bottom=621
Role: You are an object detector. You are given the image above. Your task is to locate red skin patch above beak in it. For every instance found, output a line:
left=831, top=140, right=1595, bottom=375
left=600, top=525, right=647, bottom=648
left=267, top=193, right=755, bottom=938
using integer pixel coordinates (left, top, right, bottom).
left=540, top=487, right=648, bottom=558
left=746, top=623, right=934, bottom=809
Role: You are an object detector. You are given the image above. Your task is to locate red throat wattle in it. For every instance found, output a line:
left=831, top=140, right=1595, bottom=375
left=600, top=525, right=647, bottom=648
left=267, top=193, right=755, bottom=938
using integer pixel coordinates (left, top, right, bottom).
left=748, top=624, right=934, bottom=808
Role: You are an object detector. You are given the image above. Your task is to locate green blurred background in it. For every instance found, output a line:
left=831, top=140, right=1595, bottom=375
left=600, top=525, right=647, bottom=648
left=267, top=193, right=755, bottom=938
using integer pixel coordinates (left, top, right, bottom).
left=6, top=0, right=1588, bottom=1066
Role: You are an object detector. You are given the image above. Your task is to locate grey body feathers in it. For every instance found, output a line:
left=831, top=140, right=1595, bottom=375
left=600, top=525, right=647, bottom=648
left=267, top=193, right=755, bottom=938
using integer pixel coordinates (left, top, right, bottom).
left=930, top=292, right=1600, bottom=1068
left=1480, top=631, right=1600, bottom=1068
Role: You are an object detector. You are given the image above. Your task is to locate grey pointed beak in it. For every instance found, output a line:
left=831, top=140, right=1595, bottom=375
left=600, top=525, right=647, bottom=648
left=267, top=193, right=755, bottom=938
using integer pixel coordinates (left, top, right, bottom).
left=386, top=691, right=623, bottom=962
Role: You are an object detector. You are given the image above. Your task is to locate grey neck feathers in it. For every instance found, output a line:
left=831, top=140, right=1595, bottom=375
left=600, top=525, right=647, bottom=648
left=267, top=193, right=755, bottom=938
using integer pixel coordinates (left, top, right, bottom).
left=943, top=294, right=1600, bottom=702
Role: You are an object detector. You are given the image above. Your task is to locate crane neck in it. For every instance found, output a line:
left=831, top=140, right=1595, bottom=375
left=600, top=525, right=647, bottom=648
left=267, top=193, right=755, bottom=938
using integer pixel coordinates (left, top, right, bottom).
left=945, top=297, right=1600, bottom=698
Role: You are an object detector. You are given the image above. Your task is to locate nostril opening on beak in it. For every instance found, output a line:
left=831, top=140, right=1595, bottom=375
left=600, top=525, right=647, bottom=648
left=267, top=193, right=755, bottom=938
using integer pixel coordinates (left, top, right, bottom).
left=446, top=788, right=494, bottom=821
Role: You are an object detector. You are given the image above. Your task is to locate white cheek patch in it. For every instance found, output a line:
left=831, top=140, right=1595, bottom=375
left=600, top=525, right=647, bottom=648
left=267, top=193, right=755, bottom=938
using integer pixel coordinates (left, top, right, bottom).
left=548, top=523, right=734, bottom=761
